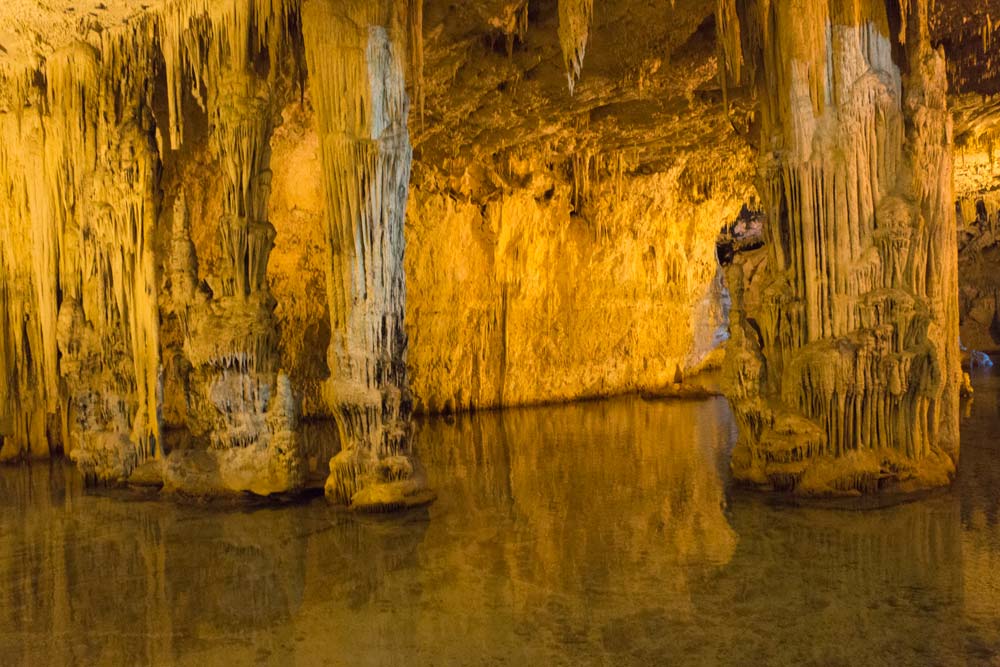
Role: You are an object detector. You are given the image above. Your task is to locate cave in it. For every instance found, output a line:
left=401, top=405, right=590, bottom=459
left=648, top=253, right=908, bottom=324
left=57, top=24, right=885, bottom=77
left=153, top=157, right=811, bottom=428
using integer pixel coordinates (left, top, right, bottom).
left=2, top=0, right=1000, bottom=662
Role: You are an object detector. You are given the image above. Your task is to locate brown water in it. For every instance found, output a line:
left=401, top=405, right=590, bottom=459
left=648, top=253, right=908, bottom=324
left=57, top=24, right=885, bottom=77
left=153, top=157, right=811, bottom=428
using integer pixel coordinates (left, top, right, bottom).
left=2, top=371, right=1000, bottom=666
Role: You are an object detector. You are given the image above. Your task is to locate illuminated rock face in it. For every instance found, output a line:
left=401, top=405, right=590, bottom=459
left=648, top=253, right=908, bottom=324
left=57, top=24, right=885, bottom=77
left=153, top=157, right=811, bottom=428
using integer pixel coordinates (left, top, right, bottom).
left=0, top=35, right=163, bottom=480
left=0, top=1, right=753, bottom=500
left=405, top=165, right=743, bottom=413
left=1, top=0, right=994, bottom=504
left=719, top=0, right=961, bottom=494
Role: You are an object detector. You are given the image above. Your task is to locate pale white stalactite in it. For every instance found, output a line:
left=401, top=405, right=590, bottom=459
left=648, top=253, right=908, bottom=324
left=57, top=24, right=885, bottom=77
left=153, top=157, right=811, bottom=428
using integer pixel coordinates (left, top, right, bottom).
left=558, top=0, right=594, bottom=95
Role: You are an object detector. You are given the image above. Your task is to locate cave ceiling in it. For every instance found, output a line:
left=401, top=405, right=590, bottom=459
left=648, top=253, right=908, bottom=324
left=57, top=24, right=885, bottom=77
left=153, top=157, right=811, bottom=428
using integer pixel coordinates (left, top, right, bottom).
left=1, top=1, right=997, bottom=184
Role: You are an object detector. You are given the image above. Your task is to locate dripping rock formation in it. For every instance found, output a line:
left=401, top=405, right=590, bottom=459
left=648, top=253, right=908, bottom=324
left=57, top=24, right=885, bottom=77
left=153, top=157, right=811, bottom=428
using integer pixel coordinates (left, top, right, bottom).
left=719, top=1, right=962, bottom=494
left=0, top=0, right=997, bottom=502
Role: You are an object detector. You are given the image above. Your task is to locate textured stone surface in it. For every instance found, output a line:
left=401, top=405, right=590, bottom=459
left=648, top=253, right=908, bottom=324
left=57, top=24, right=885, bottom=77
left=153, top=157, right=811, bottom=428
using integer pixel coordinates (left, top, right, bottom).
left=0, top=0, right=998, bottom=500
left=719, top=0, right=961, bottom=495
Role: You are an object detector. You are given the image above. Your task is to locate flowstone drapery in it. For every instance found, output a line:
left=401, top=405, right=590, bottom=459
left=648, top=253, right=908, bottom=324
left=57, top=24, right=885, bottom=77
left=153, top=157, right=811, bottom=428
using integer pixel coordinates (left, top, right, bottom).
left=302, top=0, right=432, bottom=510
left=718, top=0, right=961, bottom=494
left=0, top=1, right=306, bottom=493
left=0, top=32, right=163, bottom=481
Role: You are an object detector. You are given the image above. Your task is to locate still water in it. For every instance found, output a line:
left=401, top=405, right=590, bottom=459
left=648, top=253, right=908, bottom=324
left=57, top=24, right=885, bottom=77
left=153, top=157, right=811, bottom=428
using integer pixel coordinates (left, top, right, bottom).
left=2, top=372, right=1000, bottom=666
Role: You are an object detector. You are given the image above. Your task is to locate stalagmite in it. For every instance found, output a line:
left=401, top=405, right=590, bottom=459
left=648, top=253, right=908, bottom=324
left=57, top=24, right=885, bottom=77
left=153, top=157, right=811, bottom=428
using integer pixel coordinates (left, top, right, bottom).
left=718, top=0, right=961, bottom=495
left=302, top=0, right=432, bottom=510
left=163, top=5, right=303, bottom=496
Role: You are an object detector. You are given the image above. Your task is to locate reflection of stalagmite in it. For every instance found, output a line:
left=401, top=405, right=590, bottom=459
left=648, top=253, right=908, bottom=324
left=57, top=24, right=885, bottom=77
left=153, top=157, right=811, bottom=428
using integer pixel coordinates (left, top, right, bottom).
left=0, top=464, right=307, bottom=665
left=302, top=0, right=431, bottom=510
left=718, top=0, right=960, bottom=494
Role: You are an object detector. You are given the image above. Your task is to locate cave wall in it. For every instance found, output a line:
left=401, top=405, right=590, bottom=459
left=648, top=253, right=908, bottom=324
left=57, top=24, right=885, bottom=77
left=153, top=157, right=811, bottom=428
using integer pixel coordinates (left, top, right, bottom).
left=406, top=160, right=741, bottom=413
left=945, top=0, right=1000, bottom=359
left=957, top=182, right=1000, bottom=355
left=152, top=95, right=745, bottom=427
left=0, top=0, right=750, bottom=477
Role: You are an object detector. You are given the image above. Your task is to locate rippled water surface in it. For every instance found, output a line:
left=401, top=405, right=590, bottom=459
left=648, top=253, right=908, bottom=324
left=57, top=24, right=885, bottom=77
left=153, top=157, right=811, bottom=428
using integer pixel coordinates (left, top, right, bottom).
left=3, top=371, right=1000, bottom=666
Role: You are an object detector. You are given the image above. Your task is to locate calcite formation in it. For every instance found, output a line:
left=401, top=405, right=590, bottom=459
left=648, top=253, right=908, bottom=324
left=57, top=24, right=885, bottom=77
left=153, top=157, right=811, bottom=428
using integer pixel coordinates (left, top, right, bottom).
left=0, top=0, right=307, bottom=495
left=406, top=158, right=746, bottom=413
left=302, top=0, right=431, bottom=509
left=558, top=0, right=594, bottom=94
left=0, top=0, right=997, bottom=502
left=957, top=187, right=1000, bottom=354
left=719, top=0, right=961, bottom=494
left=0, top=30, right=163, bottom=481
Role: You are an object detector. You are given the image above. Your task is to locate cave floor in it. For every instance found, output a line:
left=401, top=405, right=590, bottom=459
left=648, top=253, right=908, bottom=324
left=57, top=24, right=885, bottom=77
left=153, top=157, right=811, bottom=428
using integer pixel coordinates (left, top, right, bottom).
left=2, top=373, right=1000, bottom=665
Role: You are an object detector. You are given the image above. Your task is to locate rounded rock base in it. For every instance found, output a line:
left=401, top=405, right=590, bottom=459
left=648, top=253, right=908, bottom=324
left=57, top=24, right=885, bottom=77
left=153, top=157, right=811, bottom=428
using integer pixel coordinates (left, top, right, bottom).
left=731, top=443, right=956, bottom=497
left=325, top=449, right=435, bottom=512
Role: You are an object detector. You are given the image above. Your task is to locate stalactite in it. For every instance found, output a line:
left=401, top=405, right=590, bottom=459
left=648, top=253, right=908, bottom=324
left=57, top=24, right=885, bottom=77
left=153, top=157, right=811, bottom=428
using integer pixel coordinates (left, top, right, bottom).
left=718, top=0, right=960, bottom=495
left=0, top=0, right=304, bottom=490
left=558, top=0, right=594, bottom=95
left=157, top=0, right=303, bottom=150
left=409, top=0, right=425, bottom=125
left=161, top=2, right=303, bottom=495
left=0, top=111, right=55, bottom=462
left=0, top=22, right=164, bottom=478
left=302, top=0, right=431, bottom=510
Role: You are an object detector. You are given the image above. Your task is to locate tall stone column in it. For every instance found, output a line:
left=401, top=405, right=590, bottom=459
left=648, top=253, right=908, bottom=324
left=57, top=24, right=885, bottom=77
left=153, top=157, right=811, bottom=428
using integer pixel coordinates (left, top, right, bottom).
left=718, top=0, right=960, bottom=494
left=166, top=66, right=302, bottom=496
left=0, top=34, right=164, bottom=480
left=302, top=0, right=431, bottom=510
left=57, top=114, right=163, bottom=483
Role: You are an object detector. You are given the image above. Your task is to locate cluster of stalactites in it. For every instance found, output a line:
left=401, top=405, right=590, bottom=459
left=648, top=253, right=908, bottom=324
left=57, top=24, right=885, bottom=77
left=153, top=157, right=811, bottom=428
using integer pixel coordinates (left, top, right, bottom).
left=158, top=0, right=304, bottom=149
left=0, top=20, right=163, bottom=470
left=717, top=0, right=911, bottom=138
left=158, top=3, right=296, bottom=493
left=0, top=0, right=304, bottom=468
left=558, top=0, right=594, bottom=95
left=719, top=0, right=960, bottom=492
left=208, top=70, right=279, bottom=298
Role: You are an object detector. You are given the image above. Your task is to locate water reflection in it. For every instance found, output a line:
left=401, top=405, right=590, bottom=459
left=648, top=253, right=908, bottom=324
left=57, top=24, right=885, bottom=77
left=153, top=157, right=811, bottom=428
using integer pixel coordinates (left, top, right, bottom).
left=1, top=388, right=999, bottom=664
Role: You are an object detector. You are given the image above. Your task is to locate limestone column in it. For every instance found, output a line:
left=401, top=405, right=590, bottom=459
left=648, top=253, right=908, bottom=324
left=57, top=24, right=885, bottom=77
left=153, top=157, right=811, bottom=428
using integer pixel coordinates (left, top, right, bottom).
left=166, top=61, right=302, bottom=495
left=302, top=0, right=431, bottom=510
left=718, top=0, right=960, bottom=494
left=32, top=41, right=164, bottom=482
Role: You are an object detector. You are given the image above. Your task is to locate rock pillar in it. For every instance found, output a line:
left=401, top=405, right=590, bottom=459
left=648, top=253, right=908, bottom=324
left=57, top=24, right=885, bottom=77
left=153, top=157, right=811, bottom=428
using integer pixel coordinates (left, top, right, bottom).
left=302, top=0, right=432, bottom=510
left=166, top=65, right=301, bottom=495
left=718, top=0, right=961, bottom=494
